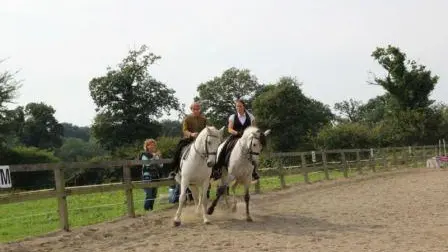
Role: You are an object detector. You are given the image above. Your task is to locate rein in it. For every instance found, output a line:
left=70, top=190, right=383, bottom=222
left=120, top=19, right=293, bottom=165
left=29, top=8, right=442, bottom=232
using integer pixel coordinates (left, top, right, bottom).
left=193, top=133, right=220, bottom=159
left=238, top=133, right=262, bottom=162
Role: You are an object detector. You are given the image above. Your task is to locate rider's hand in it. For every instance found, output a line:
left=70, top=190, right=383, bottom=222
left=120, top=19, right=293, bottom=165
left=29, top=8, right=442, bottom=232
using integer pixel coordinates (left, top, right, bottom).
left=191, top=132, right=198, bottom=138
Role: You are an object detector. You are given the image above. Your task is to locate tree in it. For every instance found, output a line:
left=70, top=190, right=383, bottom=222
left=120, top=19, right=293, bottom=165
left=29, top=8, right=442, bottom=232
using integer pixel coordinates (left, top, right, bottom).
left=195, top=67, right=263, bottom=126
left=358, top=94, right=391, bottom=125
left=55, top=137, right=107, bottom=162
left=20, top=102, right=64, bottom=149
left=0, top=61, right=22, bottom=146
left=312, top=122, right=377, bottom=150
left=370, top=45, right=439, bottom=110
left=89, top=45, right=180, bottom=151
left=334, top=98, right=364, bottom=123
left=61, top=123, right=90, bottom=141
left=252, top=77, right=333, bottom=151
left=159, top=119, right=182, bottom=137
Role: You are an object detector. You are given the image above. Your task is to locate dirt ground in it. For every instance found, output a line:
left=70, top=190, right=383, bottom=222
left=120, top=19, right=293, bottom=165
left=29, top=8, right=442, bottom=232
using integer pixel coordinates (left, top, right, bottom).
left=2, top=168, right=448, bottom=252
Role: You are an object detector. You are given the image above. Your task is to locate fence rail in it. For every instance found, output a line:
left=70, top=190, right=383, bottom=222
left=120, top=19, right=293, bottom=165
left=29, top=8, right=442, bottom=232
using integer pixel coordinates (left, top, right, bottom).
left=0, top=144, right=444, bottom=235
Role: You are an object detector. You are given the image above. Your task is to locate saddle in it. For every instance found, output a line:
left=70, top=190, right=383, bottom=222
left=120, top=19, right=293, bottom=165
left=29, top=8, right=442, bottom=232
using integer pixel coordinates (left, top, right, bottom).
left=221, top=136, right=240, bottom=168
left=179, top=143, right=193, bottom=170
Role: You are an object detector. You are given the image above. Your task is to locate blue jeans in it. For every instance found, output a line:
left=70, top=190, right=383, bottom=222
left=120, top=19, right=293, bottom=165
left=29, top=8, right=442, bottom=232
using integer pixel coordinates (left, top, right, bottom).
left=144, top=187, right=158, bottom=211
left=171, top=184, right=211, bottom=203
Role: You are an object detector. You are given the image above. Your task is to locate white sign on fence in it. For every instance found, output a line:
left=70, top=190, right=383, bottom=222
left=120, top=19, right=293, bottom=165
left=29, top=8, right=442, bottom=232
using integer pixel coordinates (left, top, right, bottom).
left=0, top=165, right=12, bottom=188
left=311, top=151, right=316, bottom=163
left=370, top=148, right=374, bottom=158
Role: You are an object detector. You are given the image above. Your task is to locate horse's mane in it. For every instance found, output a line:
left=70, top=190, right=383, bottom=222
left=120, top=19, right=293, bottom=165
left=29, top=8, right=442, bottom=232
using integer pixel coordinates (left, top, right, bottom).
left=242, top=126, right=267, bottom=147
left=197, top=126, right=219, bottom=139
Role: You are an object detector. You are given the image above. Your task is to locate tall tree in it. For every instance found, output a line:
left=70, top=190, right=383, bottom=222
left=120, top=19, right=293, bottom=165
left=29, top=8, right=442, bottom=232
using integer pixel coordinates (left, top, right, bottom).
left=61, top=123, right=90, bottom=141
left=370, top=45, right=439, bottom=110
left=0, top=61, right=22, bottom=147
left=359, top=94, right=391, bottom=125
left=89, top=45, right=180, bottom=151
left=195, top=67, right=263, bottom=126
left=159, top=119, right=182, bottom=137
left=334, top=98, right=364, bottom=123
left=20, top=102, right=64, bottom=149
left=252, top=76, right=333, bottom=151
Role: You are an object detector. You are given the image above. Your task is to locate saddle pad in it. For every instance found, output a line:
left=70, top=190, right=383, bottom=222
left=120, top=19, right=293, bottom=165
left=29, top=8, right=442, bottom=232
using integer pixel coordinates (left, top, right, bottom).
left=181, top=143, right=193, bottom=160
left=179, top=143, right=193, bottom=172
left=223, top=137, right=239, bottom=167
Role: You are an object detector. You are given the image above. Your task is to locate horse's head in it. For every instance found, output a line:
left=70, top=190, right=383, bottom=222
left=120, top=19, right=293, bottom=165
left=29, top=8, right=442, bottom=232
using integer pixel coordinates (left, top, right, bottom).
left=241, top=127, right=272, bottom=164
left=196, top=125, right=225, bottom=167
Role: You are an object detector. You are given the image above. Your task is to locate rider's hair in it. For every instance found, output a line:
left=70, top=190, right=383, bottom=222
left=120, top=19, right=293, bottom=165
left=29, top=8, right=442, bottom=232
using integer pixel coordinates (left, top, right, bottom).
left=190, top=101, right=201, bottom=110
left=235, top=98, right=246, bottom=108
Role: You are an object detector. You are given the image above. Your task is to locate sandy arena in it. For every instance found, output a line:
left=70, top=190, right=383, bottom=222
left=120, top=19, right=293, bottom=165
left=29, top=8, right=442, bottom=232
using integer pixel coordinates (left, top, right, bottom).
left=2, top=168, right=448, bottom=252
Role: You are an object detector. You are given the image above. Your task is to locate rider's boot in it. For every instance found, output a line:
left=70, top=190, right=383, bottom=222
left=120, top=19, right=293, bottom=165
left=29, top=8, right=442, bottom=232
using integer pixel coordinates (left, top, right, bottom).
left=168, top=159, right=179, bottom=179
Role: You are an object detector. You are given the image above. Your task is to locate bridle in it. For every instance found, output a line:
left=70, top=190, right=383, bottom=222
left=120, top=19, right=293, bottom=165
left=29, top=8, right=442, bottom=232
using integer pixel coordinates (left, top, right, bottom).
left=238, top=132, right=263, bottom=162
left=193, top=132, right=220, bottom=159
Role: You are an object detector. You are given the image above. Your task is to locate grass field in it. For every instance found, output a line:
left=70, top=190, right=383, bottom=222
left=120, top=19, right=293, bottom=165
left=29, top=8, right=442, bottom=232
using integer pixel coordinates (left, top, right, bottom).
left=0, top=169, right=353, bottom=243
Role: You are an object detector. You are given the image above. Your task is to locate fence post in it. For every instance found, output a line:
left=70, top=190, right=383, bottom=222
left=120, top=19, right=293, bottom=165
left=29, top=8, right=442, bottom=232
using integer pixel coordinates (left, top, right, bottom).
left=278, top=160, right=286, bottom=189
left=322, top=151, right=330, bottom=180
left=370, top=148, right=376, bottom=172
left=301, top=153, right=310, bottom=183
left=123, top=164, right=135, bottom=218
left=356, top=150, right=362, bottom=174
left=392, top=148, right=397, bottom=167
left=421, top=146, right=426, bottom=166
left=341, top=151, right=348, bottom=178
left=53, top=166, right=69, bottom=231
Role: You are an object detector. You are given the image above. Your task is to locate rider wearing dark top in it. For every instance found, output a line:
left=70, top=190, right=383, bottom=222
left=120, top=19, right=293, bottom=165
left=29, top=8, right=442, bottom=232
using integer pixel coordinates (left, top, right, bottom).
left=212, top=99, right=260, bottom=181
left=169, top=102, right=207, bottom=178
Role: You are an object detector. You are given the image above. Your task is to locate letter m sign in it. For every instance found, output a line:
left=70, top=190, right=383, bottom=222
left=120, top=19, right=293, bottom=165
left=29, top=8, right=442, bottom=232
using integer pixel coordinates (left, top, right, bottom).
left=0, top=165, right=12, bottom=188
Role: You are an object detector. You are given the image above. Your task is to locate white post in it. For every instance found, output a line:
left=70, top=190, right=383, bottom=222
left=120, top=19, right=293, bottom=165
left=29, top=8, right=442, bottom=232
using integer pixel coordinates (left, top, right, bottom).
left=443, top=139, right=446, bottom=156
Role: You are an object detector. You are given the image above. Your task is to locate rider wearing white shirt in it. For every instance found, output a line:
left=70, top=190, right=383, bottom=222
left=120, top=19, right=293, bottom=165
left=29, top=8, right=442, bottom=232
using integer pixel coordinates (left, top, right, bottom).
left=212, top=99, right=260, bottom=181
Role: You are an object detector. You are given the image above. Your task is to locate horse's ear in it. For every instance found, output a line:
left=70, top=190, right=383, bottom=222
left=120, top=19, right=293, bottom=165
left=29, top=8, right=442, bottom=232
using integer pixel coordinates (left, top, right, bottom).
left=264, top=129, right=271, bottom=136
left=206, top=126, right=211, bottom=134
left=219, top=126, right=225, bottom=134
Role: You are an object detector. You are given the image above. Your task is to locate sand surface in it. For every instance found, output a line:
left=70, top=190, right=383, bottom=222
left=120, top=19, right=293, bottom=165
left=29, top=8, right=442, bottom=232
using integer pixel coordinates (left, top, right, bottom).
left=2, top=168, right=448, bottom=252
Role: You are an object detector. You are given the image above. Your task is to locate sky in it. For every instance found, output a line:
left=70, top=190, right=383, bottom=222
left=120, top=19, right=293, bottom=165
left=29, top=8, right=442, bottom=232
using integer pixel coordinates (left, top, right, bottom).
left=1, top=0, right=447, bottom=127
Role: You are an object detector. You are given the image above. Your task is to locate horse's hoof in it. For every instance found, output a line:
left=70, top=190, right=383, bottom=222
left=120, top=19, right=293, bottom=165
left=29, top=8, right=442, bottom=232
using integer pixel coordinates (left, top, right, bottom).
left=204, top=220, right=211, bottom=225
left=246, top=217, right=253, bottom=222
left=207, top=207, right=215, bottom=215
left=173, top=220, right=181, bottom=227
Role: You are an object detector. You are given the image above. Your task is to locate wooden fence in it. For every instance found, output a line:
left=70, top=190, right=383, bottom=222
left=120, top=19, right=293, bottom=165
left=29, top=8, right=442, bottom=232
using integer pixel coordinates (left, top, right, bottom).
left=0, top=144, right=442, bottom=233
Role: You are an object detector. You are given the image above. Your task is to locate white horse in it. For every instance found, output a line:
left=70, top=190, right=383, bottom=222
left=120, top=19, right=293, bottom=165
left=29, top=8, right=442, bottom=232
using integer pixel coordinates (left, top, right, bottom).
left=173, top=125, right=225, bottom=226
left=207, top=126, right=271, bottom=222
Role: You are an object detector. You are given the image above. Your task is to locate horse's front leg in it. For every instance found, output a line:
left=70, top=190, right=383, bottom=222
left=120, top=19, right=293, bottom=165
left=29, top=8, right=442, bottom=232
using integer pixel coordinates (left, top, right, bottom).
left=244, top=182, right=253, bottom=222
left=201, top=179, right=211, bottom=224
left=221, top=174, right=231, bottom=209
left=231, top=181, right=238, bottom=213
left=188, top=185, right=200, bottom=214
left=173, top=181, right=188, bottom=227
left=207, top=177, right=227, bottom=215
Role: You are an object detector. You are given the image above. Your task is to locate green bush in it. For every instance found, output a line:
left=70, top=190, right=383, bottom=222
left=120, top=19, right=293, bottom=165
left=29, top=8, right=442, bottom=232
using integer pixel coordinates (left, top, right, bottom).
left=312, top=122, right=377, bottom=150
left=0, top=146, right=60, bottom=190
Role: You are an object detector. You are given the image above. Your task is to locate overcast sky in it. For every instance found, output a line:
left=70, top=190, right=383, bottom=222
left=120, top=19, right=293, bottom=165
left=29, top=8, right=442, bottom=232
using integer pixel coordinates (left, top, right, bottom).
left=1, top=0, right=447, bottom=127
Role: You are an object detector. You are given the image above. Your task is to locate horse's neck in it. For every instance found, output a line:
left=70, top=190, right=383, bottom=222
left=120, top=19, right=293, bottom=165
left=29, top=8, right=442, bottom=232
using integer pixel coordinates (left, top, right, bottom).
left=191, top=137, right=205, bottom=158
left=231, top=138, right=247, bottom=158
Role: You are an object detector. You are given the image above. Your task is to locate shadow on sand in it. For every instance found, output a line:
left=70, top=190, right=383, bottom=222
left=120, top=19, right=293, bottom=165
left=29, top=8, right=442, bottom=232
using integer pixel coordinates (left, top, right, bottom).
left=213, top=211, right=386, bottom=238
